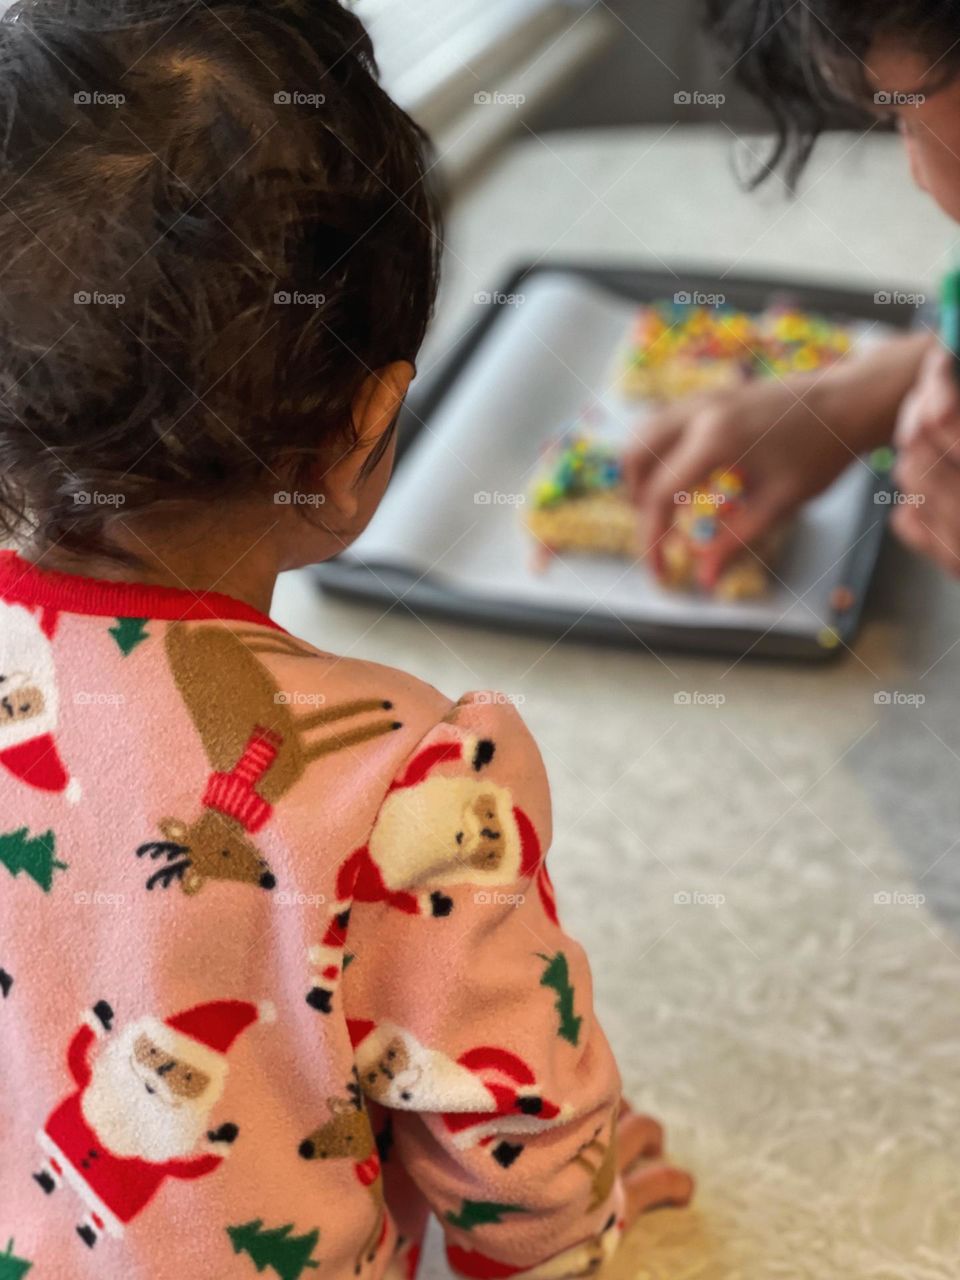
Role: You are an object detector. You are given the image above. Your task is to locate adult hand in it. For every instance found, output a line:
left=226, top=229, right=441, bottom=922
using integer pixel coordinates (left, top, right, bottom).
left=624, top=333, right=931, bottom=589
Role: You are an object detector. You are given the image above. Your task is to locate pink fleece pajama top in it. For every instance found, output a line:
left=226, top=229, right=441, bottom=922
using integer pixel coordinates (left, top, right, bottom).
left=0, top=550, right=624, bottom=1280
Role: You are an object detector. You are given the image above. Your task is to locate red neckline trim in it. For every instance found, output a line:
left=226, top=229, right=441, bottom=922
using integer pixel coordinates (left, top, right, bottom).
left=0, top=550, right=284, bottom=630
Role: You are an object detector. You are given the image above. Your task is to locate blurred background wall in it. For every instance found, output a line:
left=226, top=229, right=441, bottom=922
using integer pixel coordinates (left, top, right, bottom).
left=534, top=0, right=763, bottom=131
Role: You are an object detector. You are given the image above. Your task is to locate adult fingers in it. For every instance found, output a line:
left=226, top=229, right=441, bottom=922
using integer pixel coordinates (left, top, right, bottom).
left=642, top=424, right=732, bottom=569
left=696, top=487, right=793, bottom=590
left=623, top=407, right=687, bottom=505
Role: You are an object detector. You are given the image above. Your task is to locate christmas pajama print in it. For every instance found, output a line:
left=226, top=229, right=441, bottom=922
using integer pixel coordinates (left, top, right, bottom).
left=0, top=550, right=625, bottom=1280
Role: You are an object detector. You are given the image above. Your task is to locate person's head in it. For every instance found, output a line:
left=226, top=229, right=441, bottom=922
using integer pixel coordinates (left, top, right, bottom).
left=0, top=0, right=441, bottom=569
left=704, top=0, right=960, bottom=220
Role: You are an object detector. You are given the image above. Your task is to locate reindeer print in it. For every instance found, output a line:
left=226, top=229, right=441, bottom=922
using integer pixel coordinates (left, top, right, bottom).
left=573, top=1117, right=618, bottom=1212
left=136, top=623, right=402, bottom=896
left=299, top=1071, right=386, bottom=1274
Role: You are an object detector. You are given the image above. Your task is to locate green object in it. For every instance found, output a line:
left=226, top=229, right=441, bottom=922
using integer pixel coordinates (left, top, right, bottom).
left=537, top=951, right=582, bottom=1046
left=227, top=1221, right=320, bottom=1280
left=942, top=269, right=960, bottom=369
left=109, top=616, right=149, bottom=656
left=0, top=1240, right=32, bottom=1279
left=445, top=1201, right=527, bottom=1231
left=870, top=446, right=896, bottom=474
left=0, top=828, right=66, bottom=893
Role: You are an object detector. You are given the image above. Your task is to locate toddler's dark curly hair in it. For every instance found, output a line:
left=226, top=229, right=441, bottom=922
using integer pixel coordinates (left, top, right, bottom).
left=0, top=0, right=441, bottom=558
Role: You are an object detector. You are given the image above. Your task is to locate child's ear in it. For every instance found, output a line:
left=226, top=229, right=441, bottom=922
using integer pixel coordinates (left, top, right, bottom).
left=316, top=361, right=414, bottom=522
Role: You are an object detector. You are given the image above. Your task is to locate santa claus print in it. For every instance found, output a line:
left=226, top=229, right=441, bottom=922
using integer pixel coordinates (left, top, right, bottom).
left=0, top=599, right=79, bottom=802
left=348, top=1020, right=570, bottom=1164
left=307, top=736, right=557, bottom=1014
left=33, top=997, right=273, bottom=1248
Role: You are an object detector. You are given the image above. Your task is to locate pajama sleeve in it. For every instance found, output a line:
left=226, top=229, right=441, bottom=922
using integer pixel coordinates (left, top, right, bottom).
left=342, top=692, right=625, bottom=1280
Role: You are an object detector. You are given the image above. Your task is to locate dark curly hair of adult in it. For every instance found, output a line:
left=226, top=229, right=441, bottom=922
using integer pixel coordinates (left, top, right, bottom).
left=703, top=0, right=960, bottom=187
left=0, top=0, right=441, bottom=560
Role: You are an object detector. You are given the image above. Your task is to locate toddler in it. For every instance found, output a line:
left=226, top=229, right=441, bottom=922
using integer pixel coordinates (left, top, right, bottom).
left=0, top=2, right=691, bottom=1277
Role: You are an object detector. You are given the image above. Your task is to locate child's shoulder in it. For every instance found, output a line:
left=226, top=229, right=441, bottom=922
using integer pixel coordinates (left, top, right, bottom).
left=155, top=617, right=544, bottom=801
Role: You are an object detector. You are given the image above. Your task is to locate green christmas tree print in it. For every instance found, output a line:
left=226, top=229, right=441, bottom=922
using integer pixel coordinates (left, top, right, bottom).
left=0, top=828, right=66, bottom=893
left=0, top=1240, right=32, bottom=1279
left=445, top=1201, right=527, bottom=1231
left=537, top=951, right=582, bottom=1046
left=109, top=617, right=149, bottom=656
left=227, top=1220, right=320, bottom=1280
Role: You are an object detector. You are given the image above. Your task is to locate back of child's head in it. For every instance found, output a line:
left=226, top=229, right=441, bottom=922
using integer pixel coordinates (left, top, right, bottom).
left=0, top=0, right=440, bottom=557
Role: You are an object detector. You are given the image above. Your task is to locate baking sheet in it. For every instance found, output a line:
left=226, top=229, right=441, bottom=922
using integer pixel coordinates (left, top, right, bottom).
left=339, top=272, right=890, bottom=641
